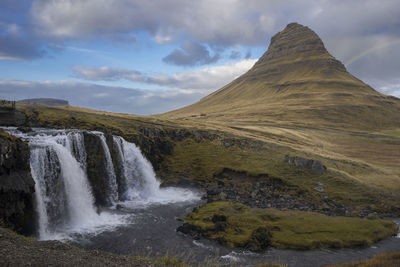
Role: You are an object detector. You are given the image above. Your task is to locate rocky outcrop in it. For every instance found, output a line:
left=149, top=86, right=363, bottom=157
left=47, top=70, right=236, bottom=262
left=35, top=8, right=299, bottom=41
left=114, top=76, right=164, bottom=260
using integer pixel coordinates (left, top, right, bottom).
left=285, top=155, right=327, bottom=174
left=204, top=168, right=355, bottom=216
left=121, top=127, right=217, bottom=171
left=0, top=109, right=26, bottom=126
left=0, top=130, right=35, bottom=235
left=206, top=168, right=316, bottom=210
left=83, top=132, right=115, bottom=206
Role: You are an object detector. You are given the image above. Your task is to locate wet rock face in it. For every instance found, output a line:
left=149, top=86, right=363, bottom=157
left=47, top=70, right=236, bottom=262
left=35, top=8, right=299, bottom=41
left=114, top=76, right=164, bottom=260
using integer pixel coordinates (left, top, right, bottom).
left=83, top=132, right=113, bottom=207
left=0, top=131, right=35, bottom=235
left=285, top=155, right=327, bottom=174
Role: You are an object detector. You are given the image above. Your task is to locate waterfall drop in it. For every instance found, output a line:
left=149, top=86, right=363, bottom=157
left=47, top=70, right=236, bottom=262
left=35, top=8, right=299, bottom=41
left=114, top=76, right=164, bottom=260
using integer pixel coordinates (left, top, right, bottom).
left=112, top=135, right=200, bottom=206
left=9, top=129, right=125, bottom=240
left=5, top=128, right=200, bottom=240
left=113, top=136, right=160, bottom=200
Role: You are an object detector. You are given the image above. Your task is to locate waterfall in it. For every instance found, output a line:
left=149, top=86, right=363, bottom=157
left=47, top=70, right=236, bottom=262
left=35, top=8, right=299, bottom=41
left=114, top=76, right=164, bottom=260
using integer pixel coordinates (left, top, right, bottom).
left=4, top=127, right=199, bottom=240
left=7, top=129, right=125, bottom=240
left=112, top=135, right=200, bottom=206
left=113, top=136, right=160, bottom=200
left=25, top=131, right=98, bottom=239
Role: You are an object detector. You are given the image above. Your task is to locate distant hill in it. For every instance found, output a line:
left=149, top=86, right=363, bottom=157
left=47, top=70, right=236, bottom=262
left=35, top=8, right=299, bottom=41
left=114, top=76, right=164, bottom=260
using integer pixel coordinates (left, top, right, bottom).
left=164, top=23, right=400, bottom=131
left=19, top=98, right=69, bottom=106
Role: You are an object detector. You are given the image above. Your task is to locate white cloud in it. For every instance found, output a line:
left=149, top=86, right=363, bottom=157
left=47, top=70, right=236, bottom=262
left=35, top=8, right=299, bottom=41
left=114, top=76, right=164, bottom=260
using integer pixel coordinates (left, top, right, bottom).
left=73, top=59, right=257, bottom=92
left=30, top=0, right=400, bottom=46
left=147, top=59, right=257, bottom=91
left=72, top=66, right=141, bottom=81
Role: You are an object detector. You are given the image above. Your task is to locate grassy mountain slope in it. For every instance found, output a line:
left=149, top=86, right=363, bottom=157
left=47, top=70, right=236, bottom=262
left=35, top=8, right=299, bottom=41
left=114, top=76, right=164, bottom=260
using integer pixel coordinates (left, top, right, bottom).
left=163, top=23, right=400, bottom=132
left=157, top=22, right=400, bottom=198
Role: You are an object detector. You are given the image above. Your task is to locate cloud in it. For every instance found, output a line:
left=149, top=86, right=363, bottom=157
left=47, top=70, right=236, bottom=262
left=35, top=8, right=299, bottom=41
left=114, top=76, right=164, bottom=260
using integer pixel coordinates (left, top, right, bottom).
left=2, top=0, right=399, bottom=106
left=244, top=50, right=252, bottom=59
left=378, top=82, right=400, bottom=98
left=72, top=59, right=257, bottom=92
left=162, top=40, right=220, bottom=66
left=0, top=1, right=46, bottom=61
left=72, top=66, right=142, bottom=81
left=147, top=59, right=256, bottom=91
left=0, top=80, right=204, bottom=115
left=0, top=32, right=44, bottom=61
left=30, top=0, right=278, bottom=45
left=30, top=0, right=400, bottom=48
left=229, top=50, right=241, bottom=60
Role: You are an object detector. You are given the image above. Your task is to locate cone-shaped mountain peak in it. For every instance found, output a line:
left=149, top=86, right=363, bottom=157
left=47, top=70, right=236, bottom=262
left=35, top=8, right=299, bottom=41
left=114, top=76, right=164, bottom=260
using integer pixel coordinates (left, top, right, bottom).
left=260, top=22, right=328, bottom=62
left=165, top=23, right=400, bottom=130
left=243, top=22, right=347, bottom=83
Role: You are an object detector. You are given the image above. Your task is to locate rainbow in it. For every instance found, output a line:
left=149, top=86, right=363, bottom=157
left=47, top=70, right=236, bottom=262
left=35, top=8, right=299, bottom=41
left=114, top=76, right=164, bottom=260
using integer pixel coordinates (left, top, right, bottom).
left=344, top=39, right=400, bottom=67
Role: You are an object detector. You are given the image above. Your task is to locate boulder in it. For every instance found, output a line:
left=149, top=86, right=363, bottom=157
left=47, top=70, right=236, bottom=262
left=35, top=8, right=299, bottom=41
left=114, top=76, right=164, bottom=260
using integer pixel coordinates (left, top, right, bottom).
left=285, top=155, right=327, bottom=174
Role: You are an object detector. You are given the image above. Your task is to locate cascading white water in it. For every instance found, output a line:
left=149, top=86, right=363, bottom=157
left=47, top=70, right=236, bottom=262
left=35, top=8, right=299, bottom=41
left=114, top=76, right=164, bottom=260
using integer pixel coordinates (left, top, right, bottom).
left=113, top=136, right=160, bottom=200
left=29, top=146, right=55, bottom=239
left=112, top=135, right=200, bottom=206
left=4, top=127, right=199, bottom=240
left=66, top=132, right=87, bottom=171
left=8, top=129, right=125, bottom=240
left=95, top=132, right=118, bottom=204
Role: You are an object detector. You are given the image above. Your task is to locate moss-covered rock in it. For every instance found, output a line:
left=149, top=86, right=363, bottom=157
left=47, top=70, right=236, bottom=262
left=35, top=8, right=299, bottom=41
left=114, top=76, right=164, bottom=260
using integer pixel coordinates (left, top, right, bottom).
left=179, top=201, right=399, bottom=251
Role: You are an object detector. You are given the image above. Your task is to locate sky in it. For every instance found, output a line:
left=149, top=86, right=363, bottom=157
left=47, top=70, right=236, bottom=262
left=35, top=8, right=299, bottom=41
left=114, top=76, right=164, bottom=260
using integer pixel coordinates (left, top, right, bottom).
left=0, top=0, right=399, bottom=115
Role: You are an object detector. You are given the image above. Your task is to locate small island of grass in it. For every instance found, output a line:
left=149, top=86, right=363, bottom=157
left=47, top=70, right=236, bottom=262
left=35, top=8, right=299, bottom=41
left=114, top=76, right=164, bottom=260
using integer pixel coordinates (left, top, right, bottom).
left=179, top=201, right=399, bottom=251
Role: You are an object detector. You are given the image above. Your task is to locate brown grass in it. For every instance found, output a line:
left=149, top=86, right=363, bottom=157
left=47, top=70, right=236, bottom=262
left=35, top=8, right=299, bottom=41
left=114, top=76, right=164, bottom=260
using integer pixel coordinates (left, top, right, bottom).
left=331, top=252, right=400, bottom=267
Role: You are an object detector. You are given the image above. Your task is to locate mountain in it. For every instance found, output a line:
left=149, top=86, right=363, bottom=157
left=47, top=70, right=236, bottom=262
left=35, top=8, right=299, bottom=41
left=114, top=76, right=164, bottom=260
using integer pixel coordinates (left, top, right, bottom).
left=19, top=98, right=69, bottom=106
left=165, top=23, right=400, bottom=131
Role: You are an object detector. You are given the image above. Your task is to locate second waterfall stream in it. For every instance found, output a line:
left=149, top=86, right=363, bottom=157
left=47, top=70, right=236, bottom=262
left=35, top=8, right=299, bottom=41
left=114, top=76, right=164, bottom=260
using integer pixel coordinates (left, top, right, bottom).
left=8, top=128, right=200, bottom=240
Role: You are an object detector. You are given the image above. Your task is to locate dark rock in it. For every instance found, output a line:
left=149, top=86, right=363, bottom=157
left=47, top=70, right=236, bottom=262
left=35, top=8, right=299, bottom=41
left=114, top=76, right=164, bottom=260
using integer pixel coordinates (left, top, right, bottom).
left=214, top=222, right=227, bottom=232
left=212, top=214, right=227, bottom=223
left=366, top=212, right=380, bottom=220
left=285, top=155, right=327, bottom=174
left=247, top=227, right=272, bottom=251
left=0, top=130, right=36, bottom=235
left=221, top=139, right=233, bottom=148
left=192, top=131, right=202, bottom=142
left=311, top=161, right=327, bottom=175
left=205, top=167, right=352, bottom=216
left=206, top=186, right=220, bottom=196
left=0, top=110, right=26, bottom=126
left=176, top=223, right=202, bottom=240
left=83, top=132, right=115, bottom=206
left=16, top=127, right=32, bottom=133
